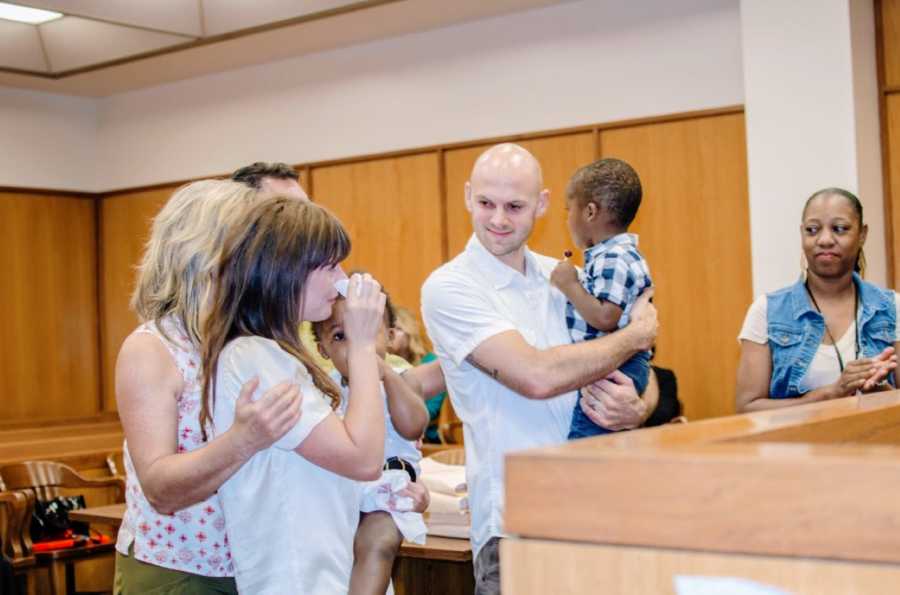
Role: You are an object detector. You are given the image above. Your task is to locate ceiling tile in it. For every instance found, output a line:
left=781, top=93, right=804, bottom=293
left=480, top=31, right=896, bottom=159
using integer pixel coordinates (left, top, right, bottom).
left=202, top=0, right=358, bottom=36
left=0, top=20, right=47, bottom=72
left=39, top=16, right=192, bottom=72
left=26, top=0, right=203, bottom=36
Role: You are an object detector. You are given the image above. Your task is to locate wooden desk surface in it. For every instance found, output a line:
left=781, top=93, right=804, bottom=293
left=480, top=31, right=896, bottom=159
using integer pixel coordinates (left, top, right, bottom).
left=69, top=503, right=472, bottom=562
left=399, top=535, right=471, bottom=562
left=69, top=503, right=125, bottom=526
left=506, top=390, right=900, bottom=565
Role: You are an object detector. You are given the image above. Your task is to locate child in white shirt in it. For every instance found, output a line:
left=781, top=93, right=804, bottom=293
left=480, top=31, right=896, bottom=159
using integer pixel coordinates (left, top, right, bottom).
left=314, top=290, right=429, bottom=595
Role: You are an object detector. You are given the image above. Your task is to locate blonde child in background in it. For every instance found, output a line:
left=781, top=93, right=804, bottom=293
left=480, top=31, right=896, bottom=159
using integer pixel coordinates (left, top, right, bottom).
left=387, top=306, right=448, bottom=443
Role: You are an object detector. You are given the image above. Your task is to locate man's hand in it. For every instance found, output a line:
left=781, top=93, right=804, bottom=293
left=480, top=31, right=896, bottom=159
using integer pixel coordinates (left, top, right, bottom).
left=580, top=370, right=647, bottom=430
left=550, top=260, right=580, bottom=292
left=624, top=288, right=658, bottom=351
left=396, top=480, right=430, bottom=513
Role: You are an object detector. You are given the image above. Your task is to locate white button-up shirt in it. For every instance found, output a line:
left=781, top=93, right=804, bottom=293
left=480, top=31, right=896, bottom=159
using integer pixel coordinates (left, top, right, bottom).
left=421, top=235, right=577, bottom=556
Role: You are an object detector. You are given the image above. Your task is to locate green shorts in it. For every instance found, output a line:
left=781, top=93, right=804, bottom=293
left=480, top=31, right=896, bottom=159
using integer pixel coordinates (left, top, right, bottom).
left=114, top=546, right=237, bottom=595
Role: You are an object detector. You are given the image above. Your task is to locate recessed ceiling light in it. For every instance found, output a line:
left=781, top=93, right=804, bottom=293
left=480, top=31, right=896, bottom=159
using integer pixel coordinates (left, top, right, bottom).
left=0, top=2, right=62, bottom=24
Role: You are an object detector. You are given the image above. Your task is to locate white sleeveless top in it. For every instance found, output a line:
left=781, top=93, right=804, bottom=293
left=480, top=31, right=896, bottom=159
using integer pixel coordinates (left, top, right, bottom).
left=115, top=317, right=234, bottom=577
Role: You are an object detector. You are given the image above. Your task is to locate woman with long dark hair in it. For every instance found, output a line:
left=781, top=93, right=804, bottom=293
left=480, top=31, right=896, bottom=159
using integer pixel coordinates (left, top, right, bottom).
left=202, top=196, right=388, bottom=594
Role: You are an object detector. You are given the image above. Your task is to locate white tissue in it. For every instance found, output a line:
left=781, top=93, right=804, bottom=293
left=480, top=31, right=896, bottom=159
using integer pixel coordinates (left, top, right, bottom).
left=360, top=470, right=427, bottom=545
left=334, top=278, right=349, bottom=297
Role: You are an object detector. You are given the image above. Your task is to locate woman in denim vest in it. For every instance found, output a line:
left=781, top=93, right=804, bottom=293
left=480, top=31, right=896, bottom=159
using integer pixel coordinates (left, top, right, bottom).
left=735, top=188, right=898, bottom=412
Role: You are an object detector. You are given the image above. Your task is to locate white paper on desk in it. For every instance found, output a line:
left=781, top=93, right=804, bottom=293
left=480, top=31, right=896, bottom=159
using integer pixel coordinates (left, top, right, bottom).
left=426, top=522, right=469, bottom=540
left=419, top=458, right=467, bottom=495
left=427, top=492, right=468, bottom=515
left=674, top=576, right=793, bottom=595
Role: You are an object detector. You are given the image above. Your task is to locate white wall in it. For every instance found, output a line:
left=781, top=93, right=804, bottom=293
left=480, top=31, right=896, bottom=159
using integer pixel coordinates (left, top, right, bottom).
left=741, top=0, right=886, bottom=292
left=0, top=86, right=97, bottom=191
left=95, top=0, right=744, bottom=190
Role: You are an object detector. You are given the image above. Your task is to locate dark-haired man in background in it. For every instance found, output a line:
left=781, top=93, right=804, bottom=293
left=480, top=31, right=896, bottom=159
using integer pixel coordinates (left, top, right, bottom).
left=231, top=162, right=308, bottom=201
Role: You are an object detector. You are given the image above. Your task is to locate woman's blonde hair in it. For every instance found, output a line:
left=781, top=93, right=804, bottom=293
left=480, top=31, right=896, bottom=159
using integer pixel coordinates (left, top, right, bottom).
left=391, top=306, right=427, bottom=365
left=199, top=196, right=350, bottom=436
left=131, top=179, right=261, bottom=346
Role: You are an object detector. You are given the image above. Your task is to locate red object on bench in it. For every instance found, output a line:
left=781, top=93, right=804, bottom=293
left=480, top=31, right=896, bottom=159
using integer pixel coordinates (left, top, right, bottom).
left=32, top=531, right=111, bottom=552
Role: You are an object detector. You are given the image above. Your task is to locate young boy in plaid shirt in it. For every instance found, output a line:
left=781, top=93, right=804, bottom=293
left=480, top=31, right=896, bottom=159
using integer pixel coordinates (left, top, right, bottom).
left=550, top=158, right=652, bottom=439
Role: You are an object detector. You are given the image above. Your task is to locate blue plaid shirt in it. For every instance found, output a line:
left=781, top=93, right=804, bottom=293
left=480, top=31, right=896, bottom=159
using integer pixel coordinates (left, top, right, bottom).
left=566, top=233, right=651, bottom=342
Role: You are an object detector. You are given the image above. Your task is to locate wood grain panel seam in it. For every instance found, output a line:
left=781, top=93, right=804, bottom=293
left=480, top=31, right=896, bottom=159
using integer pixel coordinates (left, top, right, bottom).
left=94, top=196, right=106, bottom=412
left=438, top=148, right=449, bottom=263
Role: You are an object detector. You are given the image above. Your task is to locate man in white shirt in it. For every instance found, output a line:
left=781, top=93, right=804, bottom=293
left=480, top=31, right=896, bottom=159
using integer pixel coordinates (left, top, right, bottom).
left=421, top=143, right=658, bottom=595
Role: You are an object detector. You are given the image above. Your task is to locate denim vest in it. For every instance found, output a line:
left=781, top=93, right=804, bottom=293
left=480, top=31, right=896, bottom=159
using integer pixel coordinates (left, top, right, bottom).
left=767, top=273, right=896, bottom=398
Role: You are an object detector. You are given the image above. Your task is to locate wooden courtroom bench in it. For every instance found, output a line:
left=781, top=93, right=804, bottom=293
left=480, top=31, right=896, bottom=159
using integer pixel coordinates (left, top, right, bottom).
left=503, top=390, right=900, bottom=594
left=0, top=418, right=123, bottom=478
left=0, top=417, right=123, bottom=593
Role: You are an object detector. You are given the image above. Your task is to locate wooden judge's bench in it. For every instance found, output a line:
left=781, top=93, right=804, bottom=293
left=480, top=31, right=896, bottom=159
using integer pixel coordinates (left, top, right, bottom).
left=503, top=391, right=900, bottom=594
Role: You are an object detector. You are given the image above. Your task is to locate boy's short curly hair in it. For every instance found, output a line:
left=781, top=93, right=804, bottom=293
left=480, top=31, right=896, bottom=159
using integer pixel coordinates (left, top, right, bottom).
left=568, top=158, right=642, bottom=229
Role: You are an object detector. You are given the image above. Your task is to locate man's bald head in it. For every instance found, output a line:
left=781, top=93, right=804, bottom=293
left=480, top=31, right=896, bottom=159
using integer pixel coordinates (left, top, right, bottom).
left=464, top=143, right=549, bottom=271
left=470, top=143, right=544, bottom=194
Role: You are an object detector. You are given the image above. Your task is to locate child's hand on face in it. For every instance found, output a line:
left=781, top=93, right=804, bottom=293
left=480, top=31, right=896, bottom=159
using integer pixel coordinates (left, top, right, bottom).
left=551, top=259, right=579, bottom=291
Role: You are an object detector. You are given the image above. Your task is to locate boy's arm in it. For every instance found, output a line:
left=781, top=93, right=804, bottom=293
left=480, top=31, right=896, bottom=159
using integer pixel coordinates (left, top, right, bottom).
left=557, top=279, right=623, bottom=332
left=380, top=359, right=429, bottom=440
left=402, top=360, right=446, bottom=400
left=423, top=269, right=657, bottom=401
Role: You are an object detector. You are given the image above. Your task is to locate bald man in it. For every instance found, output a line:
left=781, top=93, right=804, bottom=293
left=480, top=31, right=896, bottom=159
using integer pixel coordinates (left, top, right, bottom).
left=421, top=143, right=658, bottom=594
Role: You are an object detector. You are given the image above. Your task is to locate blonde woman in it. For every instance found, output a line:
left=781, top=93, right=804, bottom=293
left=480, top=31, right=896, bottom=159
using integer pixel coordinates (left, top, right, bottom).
left=115, top=180, right=302, bottom=593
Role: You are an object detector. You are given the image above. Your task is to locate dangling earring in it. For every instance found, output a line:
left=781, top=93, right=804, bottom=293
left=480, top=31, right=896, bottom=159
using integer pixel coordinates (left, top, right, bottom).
left=856, top=248, right=867, bottom=278
left=800, top=252, right=809, bottom=282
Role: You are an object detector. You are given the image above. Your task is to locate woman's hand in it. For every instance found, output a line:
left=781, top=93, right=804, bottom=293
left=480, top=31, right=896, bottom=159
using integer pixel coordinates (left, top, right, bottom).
left=860, top=347, right=898, bottom=392
left=396, top=480, right=430, bottom=513
left=342, top=272, right=387, bottom=349
left=580, top=370, right=648, bottom=431
left=230, top=378, right=302, bottom=458
left=831, top=347, right=898, bottom=397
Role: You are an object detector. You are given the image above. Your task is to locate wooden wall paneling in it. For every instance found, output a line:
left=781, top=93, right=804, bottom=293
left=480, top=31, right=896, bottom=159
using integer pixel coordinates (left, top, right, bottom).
left=99, top=187, right=176, bottom=411
left=442, top=133, right=596, bottom=266
left=600, top=113, right=752, bottom=420
left=0, top=192, right=99, bottom=422
left=298, top=167, right=311, bottom=196
left=310, top=152, right=444, bottom=323
left=882, top=0, right=900, bottom=89
left=884, top=94, right=900, bottom=282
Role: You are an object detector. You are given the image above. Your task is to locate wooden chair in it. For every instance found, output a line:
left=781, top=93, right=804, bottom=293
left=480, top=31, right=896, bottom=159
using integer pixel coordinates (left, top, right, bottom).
left=0, top=461, right=124, bottom=595
left=426, top=448, right=465, bottom=466
left=0, top=489, right=37, bottom=595
left=104, top=452, right=124, bottom=479
left=436, top=396, right=464, bottom=445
